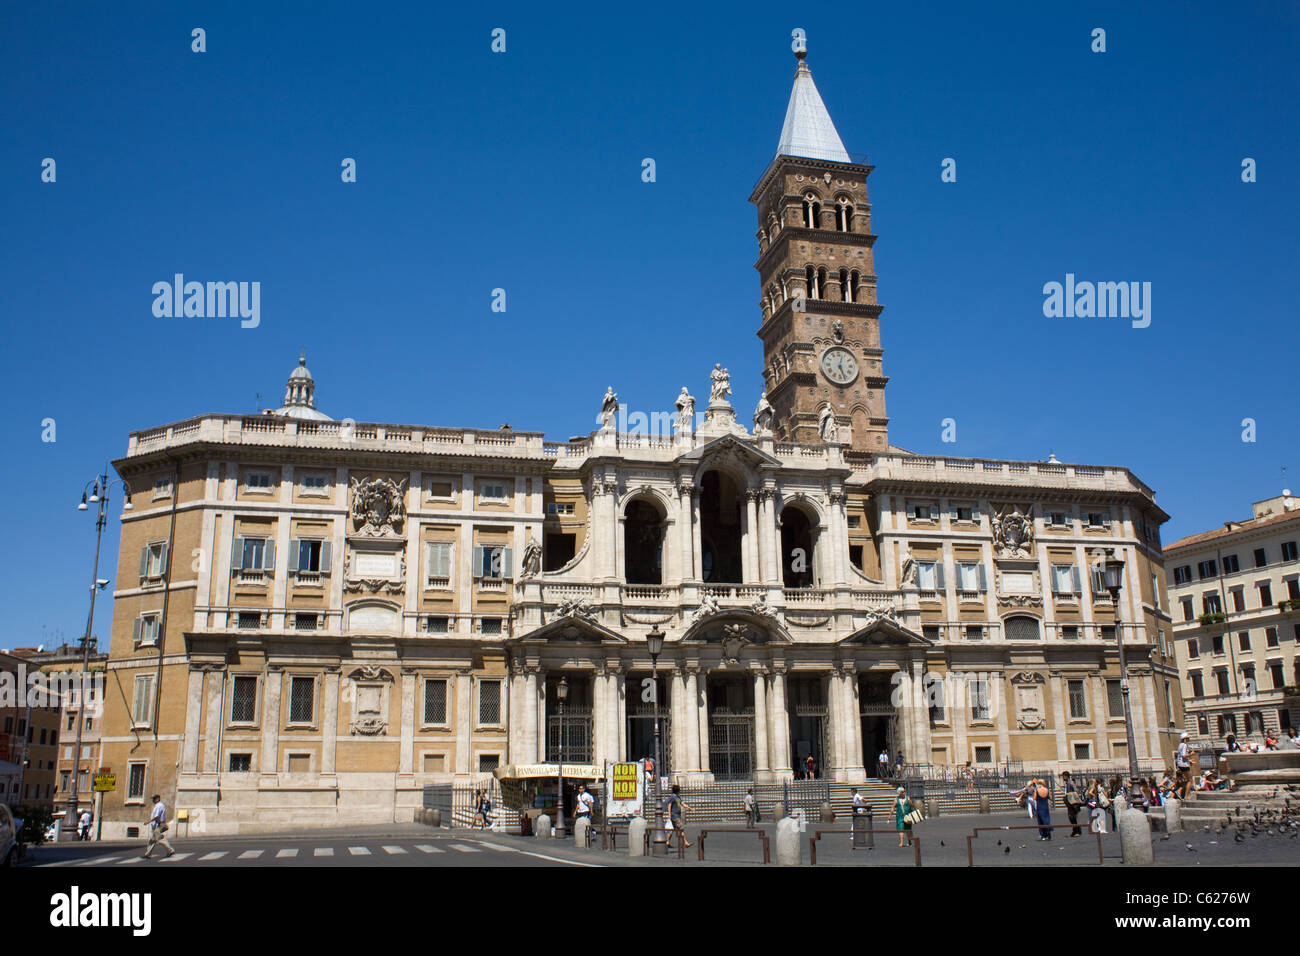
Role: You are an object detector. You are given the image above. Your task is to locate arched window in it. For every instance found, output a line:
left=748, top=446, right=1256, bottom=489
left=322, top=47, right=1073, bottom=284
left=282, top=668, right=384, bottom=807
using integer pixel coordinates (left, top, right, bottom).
left=802, top=196, right=815, bottom=228
left=839, top=269, right=849, bottom=303
left=837, top=200, right=854, bottom=232
left=1005, top=616, right=1041, bottom=641
left=780, top=506, right=816, bottom=588
left=805, top=265, right=818, bottom=299
left=700, top=471, right=743, bottom=583
left=848, top=270, right=860, bottom=303
left=817, top=268, right=828, bottom=301
left=624, top=499, right=664, bottom=585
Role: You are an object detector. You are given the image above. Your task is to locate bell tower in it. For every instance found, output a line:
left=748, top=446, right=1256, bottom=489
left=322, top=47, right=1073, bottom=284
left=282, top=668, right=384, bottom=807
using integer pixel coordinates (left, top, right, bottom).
left=749, top=46, right=888, bottom=453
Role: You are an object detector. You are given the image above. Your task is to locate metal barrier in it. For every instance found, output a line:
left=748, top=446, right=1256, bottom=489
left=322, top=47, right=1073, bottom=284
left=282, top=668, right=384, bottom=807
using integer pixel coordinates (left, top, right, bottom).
left=965, top=824, right=1104, bottom=866
left=643, top=827, right=687, bottom=859
left=596, top=822, right=630, bottom=850
left=810, top=830, right=922, bottom=866
left=696, top=828, right=770, bottom=864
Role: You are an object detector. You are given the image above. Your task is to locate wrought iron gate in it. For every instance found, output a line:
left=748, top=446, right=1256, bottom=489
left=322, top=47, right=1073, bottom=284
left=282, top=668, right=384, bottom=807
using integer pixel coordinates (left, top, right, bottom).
left=708, top=710, right=755, bottom=780
left=790, top=702, right=829, bottom=776
left=626, top=707, right=671, bottom=777
left=546, top=706, right=593, bottom=763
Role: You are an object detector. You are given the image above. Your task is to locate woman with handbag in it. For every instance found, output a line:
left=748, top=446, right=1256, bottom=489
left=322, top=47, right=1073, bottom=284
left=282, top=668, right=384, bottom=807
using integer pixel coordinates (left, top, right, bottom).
left=893, top=786, right=915, bottom=847
left=1060, top=771, right=1082, bottom=837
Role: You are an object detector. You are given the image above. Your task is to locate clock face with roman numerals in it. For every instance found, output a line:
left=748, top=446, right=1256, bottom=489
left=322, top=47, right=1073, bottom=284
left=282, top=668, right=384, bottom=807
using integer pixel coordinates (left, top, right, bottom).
left=819, top=346, right=859, bottom=386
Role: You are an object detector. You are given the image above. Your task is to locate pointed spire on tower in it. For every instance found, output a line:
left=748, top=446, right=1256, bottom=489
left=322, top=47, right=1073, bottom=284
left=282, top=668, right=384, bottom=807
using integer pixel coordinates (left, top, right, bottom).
left=776, top=42, right=851, bottom=163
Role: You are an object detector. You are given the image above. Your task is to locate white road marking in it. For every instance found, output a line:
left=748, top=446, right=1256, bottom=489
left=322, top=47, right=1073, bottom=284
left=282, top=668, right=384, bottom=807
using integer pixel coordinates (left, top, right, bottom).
left=348, top=846, right=371, bottom=856
left=486, top=844, right=603, bottom=868
left=449, top=844, right=480, bottom=853
left=117, top=856, right=145, bottom=864
left=381, top=845, right=407, bottom=854
left=199, top=851, right=227, bottom=861
left=276, top=848, right=298, bottom=858
left=159, top=853, right=192, bottom=863
left=414, top=844, right=443, bottom=854
left=314, top=847, right=333, bottom=857
left=238, top=850, right=264, bottom=859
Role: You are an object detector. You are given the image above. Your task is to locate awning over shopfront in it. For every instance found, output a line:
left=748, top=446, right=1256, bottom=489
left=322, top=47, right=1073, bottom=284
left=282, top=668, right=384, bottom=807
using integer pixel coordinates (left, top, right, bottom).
left=494, top=763, right=605, bottom=781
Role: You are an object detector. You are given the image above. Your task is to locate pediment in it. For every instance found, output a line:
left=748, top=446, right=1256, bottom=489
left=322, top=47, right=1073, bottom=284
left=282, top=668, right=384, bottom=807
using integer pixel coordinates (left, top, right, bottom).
left=677, top=434, right=780, bottom=469
left=510, top=615, right=628, bottom=645
left=840, top=616, right=930, bottom=646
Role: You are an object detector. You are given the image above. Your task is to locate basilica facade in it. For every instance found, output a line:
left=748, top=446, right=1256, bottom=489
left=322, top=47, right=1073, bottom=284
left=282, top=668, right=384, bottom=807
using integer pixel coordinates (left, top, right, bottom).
left=97, top=50, right=1182, bottom=834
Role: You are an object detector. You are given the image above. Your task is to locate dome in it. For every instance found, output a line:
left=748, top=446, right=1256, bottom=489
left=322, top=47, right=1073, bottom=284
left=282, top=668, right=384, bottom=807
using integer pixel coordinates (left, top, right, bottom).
left=272, top=353, right=332, bottom=421
left=289, top=356, right=313, bottom=380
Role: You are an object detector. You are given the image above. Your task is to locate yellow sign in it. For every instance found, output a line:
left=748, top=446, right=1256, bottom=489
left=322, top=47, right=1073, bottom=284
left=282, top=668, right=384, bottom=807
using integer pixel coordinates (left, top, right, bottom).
left=93, top=773, right=116, bottom=792
left=611, top=762, right=639, bottom=800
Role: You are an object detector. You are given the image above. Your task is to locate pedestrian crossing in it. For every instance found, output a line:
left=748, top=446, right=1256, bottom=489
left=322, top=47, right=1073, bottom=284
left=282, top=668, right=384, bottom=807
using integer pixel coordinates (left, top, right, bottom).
left=46, top=838, right=505, bottom=867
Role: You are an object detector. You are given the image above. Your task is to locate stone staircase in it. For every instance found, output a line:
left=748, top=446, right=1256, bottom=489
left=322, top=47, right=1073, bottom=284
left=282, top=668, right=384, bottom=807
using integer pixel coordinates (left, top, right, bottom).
left=1179, top=784, right=1300, bottom=828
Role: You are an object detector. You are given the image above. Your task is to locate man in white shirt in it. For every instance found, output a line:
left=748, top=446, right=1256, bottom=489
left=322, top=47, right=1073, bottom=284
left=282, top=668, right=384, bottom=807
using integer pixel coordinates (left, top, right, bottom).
left=1175, top=732, right=1193, bottom=799
left=573, top=784, right=595, bottom=834
left=78, top=809, right=92, bottom=841
left=142, top=794, right=175, bottom=859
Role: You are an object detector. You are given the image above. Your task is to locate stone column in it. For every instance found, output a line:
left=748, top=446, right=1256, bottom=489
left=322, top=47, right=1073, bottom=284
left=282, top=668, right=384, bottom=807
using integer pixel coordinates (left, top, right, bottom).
left=507, top=664, right=522, bottom=761
left=691, top=489, right=703, bottom=580
left=758, top=491, right=776, bottom=584
left=592, top=667, right=609, bottom=766
left=769, top=496, right=786, bottom=588
left=399, top=672, right=415, bottom=775
left=696, top=667, right=710, bottom=773
left=455, top=670, right=472, bottom=774
left=843, top=668, right=865, bottom=780
left=677, top=479, right=695, bottom=582
left=524, top=668, right=539, bottom=764
left=743, top=491, right=759, bottom=584
left=321, top=669, right=338, bottom=774
left=202, top=670, right=223, bottom=773
left=769, top=667, right=792, bottom=774
left=260, top=670, right=283, bottom=780
left=613, top=667, right=627, bottom=762
left=828, top=491, right=848, bottom=587
left=825, top=670, right=844, bottom=780
left=753, top=667, right=771, bottom=776
left=670, top=667, right=688, bottom=772
left=684, top=668, right=701, bottom=771
left=182, top=669, right=205, bottom=775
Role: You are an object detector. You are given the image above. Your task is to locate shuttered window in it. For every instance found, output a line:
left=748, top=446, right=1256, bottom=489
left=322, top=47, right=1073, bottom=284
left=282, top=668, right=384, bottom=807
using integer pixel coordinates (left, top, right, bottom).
left=132, top=674, right=155, bottom=727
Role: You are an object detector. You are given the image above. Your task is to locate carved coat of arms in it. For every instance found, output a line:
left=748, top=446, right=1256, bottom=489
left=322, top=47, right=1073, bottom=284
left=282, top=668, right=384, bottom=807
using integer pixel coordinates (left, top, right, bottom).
left=720, top=624, right=750, bottom=665
left=991, top=505, right=1035, bottom=557
left=350, top=477, right=408, bottom=535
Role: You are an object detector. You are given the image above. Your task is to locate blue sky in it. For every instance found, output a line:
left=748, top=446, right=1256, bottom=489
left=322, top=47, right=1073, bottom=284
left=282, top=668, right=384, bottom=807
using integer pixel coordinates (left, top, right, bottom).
left=1, top=1, right=1296, bottom=647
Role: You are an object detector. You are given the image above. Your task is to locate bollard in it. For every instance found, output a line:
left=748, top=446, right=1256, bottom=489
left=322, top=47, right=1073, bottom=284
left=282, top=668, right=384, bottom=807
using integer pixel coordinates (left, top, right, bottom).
left=535, top=813, right=553, bottom=839
left=979, top=794, right=990, bottom=814
left=852, top=811, right=870, bottom=850
left=574, top=818, right=591, bottom=849
left=820, top=801, right=834, bottom=824
left=1119, top=807, right=1154, bottom=865
left=773, top=801, right=786, bottom=821
left=775, top=817, right=802, bottom=866
left=628, top=818, right=647, bottom=857
left=429, top=808, right=442, bottom=828
left=927, top=799, right=939, bottom=819
left=1163, top=797, right=1181, bottom=834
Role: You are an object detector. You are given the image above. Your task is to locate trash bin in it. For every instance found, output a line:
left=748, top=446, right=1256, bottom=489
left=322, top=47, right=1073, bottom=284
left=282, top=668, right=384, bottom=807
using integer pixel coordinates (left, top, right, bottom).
left=853, top=807, right=873, bottom=849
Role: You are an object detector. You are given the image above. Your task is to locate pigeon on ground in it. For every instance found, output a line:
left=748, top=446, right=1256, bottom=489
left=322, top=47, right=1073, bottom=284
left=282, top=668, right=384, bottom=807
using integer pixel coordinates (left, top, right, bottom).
left=996, top=839, right=1001, bottom=846
left=1185, top=844, right=1197, bottom=852
left=1004, top=846, right=1011, bottom=854
left=940, top=840, right=944, bottom=846
left=1160, top=834, right=1170, bottom=841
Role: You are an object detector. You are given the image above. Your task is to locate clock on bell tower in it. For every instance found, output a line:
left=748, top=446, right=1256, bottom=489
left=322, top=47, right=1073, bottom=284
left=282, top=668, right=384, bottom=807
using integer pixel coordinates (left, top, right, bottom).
left=749, top=46, right=889, bottom=453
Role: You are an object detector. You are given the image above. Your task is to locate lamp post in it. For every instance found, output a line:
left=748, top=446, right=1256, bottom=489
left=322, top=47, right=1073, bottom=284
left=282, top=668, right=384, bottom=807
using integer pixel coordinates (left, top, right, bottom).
left=1101, top=551, right=1141, bottom=788
left=69, top=468, right=132, bottom=839
left=646, top=628, right=668, bottom=856
left=555, top=676, right=568, bottom=838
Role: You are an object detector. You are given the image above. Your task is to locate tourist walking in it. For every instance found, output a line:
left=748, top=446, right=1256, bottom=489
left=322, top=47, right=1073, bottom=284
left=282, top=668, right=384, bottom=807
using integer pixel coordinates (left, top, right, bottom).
left=471, top=790, right=486, bottom=829
left=78, top=809, right=92, bottom=841
left=141, top=794, right=174, bottom=859
left=894, top=751, right=905, bottom=777
left=1033, top=778, right=1052, bottom=840
left=573, top=783, right=595, bottom=833
left=665, top=784, right=692, bottom=850
left=1060, top=771, right=1082, bottom=836
left=743, top=788, right=756, bottom=828
left=804, top=753, right=817, bottom=779
left=893, top=786, right=914, bottom=847
left=1175, top=732, right=1193, bottom=799
left=850, top=787, right=867, bottom=848
left=878, top=749, right=890, bottom=779
left=963, top=760, right=976, bottom=793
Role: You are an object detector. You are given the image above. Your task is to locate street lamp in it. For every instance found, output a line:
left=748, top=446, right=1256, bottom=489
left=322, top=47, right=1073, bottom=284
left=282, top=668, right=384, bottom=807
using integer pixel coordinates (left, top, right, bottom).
left=646, top=628, right=668, bottom=856
left=1101, top=551, right=1141, bottom=789
left=555, top=676, right=568, bottom=838
left=69, top=468, right=132, bottom=840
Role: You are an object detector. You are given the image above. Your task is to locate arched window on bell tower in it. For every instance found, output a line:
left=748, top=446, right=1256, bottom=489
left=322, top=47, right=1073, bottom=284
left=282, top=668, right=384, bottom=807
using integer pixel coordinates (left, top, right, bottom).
left=803, top=194, right=822, bottom=229
left=817, top=267, right=828, bottom=301
left=836, top=199, right=854, bottom=232
left=838, top=269, right=849, bottom=302
left=805, top=265, right=819, bottom=299
left=848, top=269, right=861, bottom=304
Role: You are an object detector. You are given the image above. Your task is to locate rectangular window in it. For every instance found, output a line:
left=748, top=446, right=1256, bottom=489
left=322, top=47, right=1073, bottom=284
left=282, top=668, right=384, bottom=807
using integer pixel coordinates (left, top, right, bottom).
left=231, top=675, right=258, bottom=723
left=1222, top=554, right=1240, bottom=574
left=1238, top=632, right=1251, bottom=651
left=1196, top=714, right=1209, bottom=735
left=1258, top=582, right=1272, bottom=606
left=965, top=625, right=983, bottom=642
left=1215, top=670, right=1230, bottom=695
left=423, top=679, right=447, bottom=724
left=139, top=542, right=168, bottom=579
left=957, top=562, right=985, bottom=591
left=1197, top=560, right=1218, bottom=580
left=1100, top=625, right=1116, bottom=644
left=953, top=505, right=974, bottom=522
left=1269, top=662, right=1285, bottom=689
left=300, top=474, right=329, bottom=494
left=481, top=618, right=503, bottom=635
left=1151, top=572, right=1162, bottom=610
left=127, top=763, right=146, bottom=800
left=908, top=503, right=933, bottom=521
left=133, top=614, right=162, bottom=648
left=1181, top=597, right=1194, bottom=622
left=916, top=562, right=937, bottom=590
left=287, top=754, right=311, bottom=774
left=1052, top=564, right=1080, bottom=595
left=234, top=536, right=274, bottom=571
left=1173, top=566, right=1192, bottom=585
left=429, top=479, right=455, bottom=500
left=1073, top=743, right=1091, bottom=760
left=426, top=616, right=450, bottom=634
left=1230, top=587, right=1245, bottom=612
left=1283, top=541, right=1299, bottom=562
left=1254, top=547, right=1268, bottom=568
left=1211, top=634, right=1224, bottom=655
left=478, top=680, right=502, bottom=725
left=237, top=612, right=261, bottom=630
left=478, top=754, right=501, bottom=773
left=1083, top=511, right=1110, bottom=528
left=1164, top=682, right=1174, bottom=724
left=426, top=541, right=454, bottom=585
left=474, top=545, right=513, bottom=580
left=228, top=753, right=252, bottom=773
left=973, top=745, right=993, bottom=764
left=1190, top=672, right=1204, bottom=697
left=1046, top=510, right=1069, bottom=527
left=60, top=771, right=70, bottom=792
left=481, top=483, right=508, bottom=502
left=1061, top=625, right=1079, bottom=641
left=293, top=613, right=318, bottom=631
left=1068, top=680, right=1087, bottom=719
left=245, top=472, right=274, bottom=490
left=922, top=625, right=941, bottom=643
left=1290, top=579, right=1300, bottom=601
left=968, top=678, right=990, bottom=720
left=152, top=475, right=173, bottom=499
left=288, top=676, right=315, bottom=724
left=132, top=674, right=155, bottom=727
left=847, top=515, right=862, bottom=529
left=292, top=538, right=326, bottom=573
left=1106, top=679, right=1124, bottom=718
left=1266, top=626, right=1279, bottom=648
left=546, top=501, right=575, bottom=516
left=1203, top=593, right=1222, bottom=615
left=1218, top=714, right=1235, bottom=737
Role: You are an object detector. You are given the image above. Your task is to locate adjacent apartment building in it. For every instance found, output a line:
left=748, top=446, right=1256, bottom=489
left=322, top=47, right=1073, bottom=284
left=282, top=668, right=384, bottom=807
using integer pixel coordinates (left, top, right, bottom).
left=95, top=47, right=1183, bottom=835
left=1165, top=492, right=1300, bottom=749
